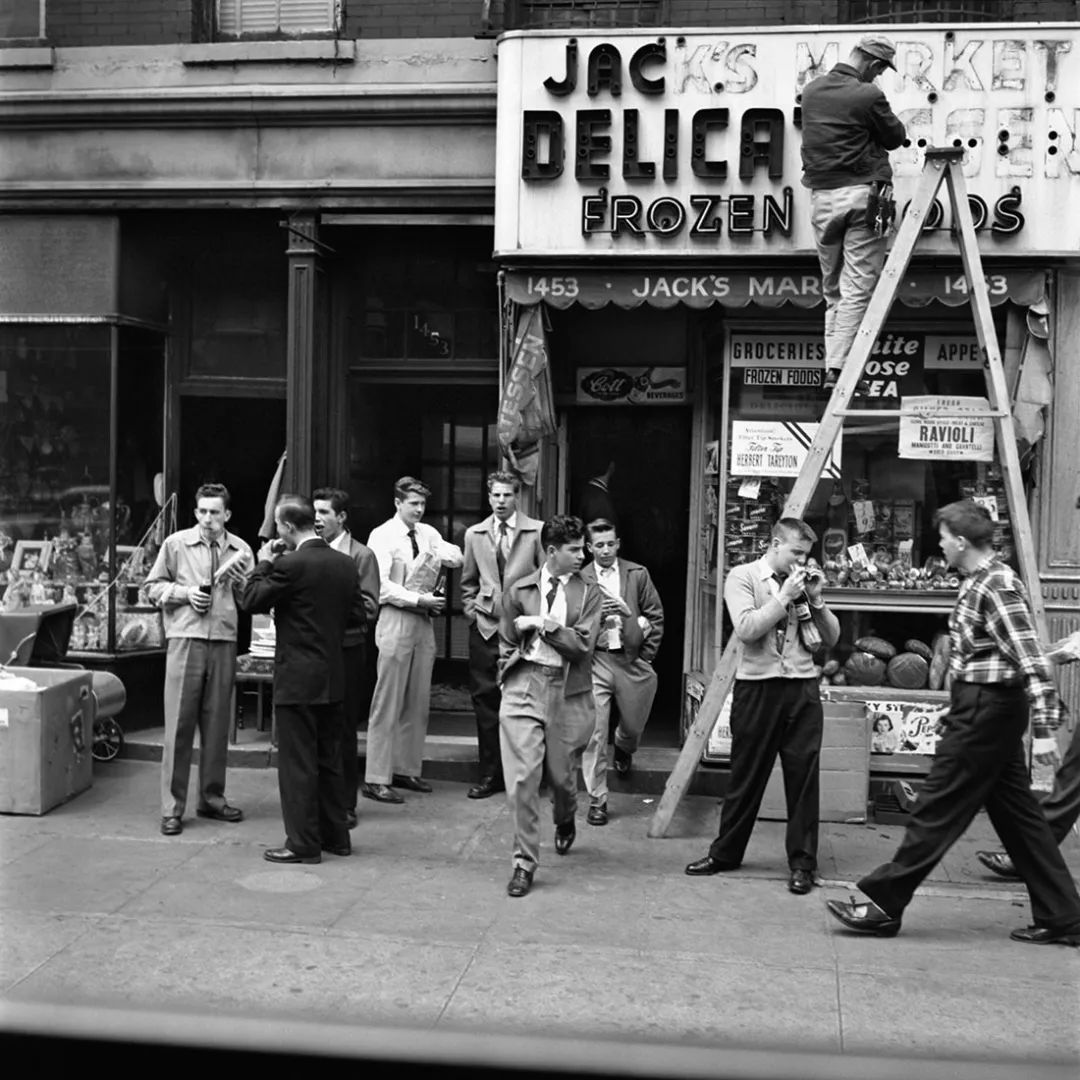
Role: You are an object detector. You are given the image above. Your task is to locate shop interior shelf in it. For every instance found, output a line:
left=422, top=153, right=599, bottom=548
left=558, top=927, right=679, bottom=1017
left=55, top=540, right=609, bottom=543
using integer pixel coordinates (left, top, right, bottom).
left=821, top=587, right=958, bottom=614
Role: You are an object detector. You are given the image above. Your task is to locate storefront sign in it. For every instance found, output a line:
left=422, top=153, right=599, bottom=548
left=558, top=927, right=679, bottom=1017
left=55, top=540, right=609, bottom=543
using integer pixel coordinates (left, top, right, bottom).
left=576, top=365, right=687, bottom=404
left=503, top=268, right=1046, bottom=310
left=495, top=27, right=1080, bottom=257
left=923, top=334, right=984, bottom=369
left=731, top=420, right=841, bottom=478
left=898, top=395, right=995, bottom=461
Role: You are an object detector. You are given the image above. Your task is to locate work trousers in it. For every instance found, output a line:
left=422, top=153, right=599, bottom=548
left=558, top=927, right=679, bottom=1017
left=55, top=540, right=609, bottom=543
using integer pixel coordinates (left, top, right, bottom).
left=810, top=184, right=887, bottom=371
left=1040, top=718, right=1080, bottom=844
left=709, top=677, right=823, bottom=872
left=365, top=605, right=435, bottom=784
left=340, top=640, right=369, bottom=812
left=160, top=637, right=236, bottom=818
left=859, top=682, right=1080, bottom=932
left=275, top=701, right=349, bottom=858
left=499, top=662, right=594, bottom=872
left=582, top=649, right=658, bottom=807
left=468, top=624, right=504, bottom=784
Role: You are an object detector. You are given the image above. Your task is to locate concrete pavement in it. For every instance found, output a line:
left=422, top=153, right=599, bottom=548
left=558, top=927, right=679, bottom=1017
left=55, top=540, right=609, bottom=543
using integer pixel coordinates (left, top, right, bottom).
left=1, top=759, right=1077, bottom=1070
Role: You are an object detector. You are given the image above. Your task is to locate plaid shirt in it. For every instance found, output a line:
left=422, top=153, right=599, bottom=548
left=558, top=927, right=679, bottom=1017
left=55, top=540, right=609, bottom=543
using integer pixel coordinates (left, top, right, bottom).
left=949, top=554, right=1062, bottom=736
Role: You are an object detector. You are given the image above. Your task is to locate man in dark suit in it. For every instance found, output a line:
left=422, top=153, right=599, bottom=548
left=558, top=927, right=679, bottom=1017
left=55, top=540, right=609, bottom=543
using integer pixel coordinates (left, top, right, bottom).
left=579, top=518, right=664, bottom=826
left=460, top=470, right=543, bottom=800
left=313, top=487, right=380, bottom=829
left=240, top=494, right=366, bottom=864
left=497, top=515, right=602, bottom=898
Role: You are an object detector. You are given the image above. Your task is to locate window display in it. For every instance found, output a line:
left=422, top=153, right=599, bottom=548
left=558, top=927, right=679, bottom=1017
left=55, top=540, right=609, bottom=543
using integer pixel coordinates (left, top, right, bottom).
left=0, top=324, right=167, bottom=654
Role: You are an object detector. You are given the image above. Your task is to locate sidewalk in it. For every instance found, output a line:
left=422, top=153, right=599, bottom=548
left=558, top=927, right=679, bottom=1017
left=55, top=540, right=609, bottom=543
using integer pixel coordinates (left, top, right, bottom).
left=1, top=760, right=1077, bottom=1068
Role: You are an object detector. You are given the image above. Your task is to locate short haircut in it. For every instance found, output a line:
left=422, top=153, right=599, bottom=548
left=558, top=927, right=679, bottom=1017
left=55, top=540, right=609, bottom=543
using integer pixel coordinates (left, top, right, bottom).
left=276, top=493, right=316, bottom=531
left=585, top=518, right=618, bottom=540
left=195, top=482, right=230, bottom=509
left=934, top=499, right=994, bottom=548
left=486, top=470, right=521, bottom=494
left=772, top=517, right=817, bottom=545
left=312, top=487, right=349, bottom=515
left=542, top=514, right=585, bottom=550
left=394, top=476, right=431, bottom=501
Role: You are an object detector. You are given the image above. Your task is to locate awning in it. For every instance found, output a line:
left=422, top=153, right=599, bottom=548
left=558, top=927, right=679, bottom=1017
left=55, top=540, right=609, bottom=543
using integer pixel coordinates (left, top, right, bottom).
left=503, top=267, right=1048, bottom=311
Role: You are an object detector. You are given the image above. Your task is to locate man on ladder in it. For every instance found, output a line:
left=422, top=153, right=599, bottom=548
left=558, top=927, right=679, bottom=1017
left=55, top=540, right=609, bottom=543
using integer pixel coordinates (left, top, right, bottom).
left=801, top=34, right=906, bottom=392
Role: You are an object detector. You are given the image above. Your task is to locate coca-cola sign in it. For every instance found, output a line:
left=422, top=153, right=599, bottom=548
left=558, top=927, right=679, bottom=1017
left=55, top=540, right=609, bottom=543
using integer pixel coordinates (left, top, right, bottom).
left=576, top=366, right=687, bottom=405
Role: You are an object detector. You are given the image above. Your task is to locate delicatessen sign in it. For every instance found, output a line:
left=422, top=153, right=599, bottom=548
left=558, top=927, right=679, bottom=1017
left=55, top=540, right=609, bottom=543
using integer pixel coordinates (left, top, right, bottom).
left=494, top=26, right=1080, bottom=257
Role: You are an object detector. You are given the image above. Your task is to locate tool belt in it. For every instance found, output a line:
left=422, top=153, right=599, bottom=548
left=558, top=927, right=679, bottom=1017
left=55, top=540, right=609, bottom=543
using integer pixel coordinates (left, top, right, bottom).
left=866, top=181, right=896, bottom=237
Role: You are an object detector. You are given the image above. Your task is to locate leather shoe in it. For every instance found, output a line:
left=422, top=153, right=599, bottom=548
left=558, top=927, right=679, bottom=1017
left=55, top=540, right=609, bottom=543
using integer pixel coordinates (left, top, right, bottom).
left=554, top=821, right=576, bottom=856
left=685, top=854, right=738, bottom=876
left=263, top=847, right=321, bottom=864
left=345, top=809, right=358, bottom=830
left=160, top=816, right=182, bottom=836
left=196, top=803, right=243, bottom=823
left=360, top=782, right=404, bottom=804
left=977, top=850, right=1020, bottom=880
left=613, top=746, right=632, bottom=776
left=321, top=842, right=352, bottom=857
left=507, top=867, right=534, bottom=898
left=1009, top=925, right=1080, bottom=946
left=825, top=897, right=901, bottom=938
left=788, top=869, right=814, bottom=895
left=392, top=774, right=433, bottom=793
left=587, top=803, right=609, bottom=826
left=467, top=776, right=505, bottom=799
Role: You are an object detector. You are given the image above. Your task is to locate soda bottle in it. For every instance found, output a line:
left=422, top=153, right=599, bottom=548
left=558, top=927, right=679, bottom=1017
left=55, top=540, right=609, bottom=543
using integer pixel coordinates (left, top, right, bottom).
left=793, top=593, right=823, bottom=653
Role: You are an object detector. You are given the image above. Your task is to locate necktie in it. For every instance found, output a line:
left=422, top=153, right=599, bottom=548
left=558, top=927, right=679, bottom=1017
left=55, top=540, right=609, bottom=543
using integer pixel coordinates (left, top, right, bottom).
left=407, top=528, right=419, bottom=560
left=773, top=572, right=787, bottom=653
left=209, top=540, right=219, bottom=585
left=496, top=522, right=508, bottom=581
left=545, top=578, right=560, bottom=612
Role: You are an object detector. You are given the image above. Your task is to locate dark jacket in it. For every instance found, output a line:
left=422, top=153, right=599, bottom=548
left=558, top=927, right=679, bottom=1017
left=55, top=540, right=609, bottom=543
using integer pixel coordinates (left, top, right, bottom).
left=800, top=63, right=906, bottom=190
left=339, top=533, right=380, bottom=650
left=239, top=538, right=365, bottom=706
left=498, top=569, right=602, bottom=697
left=580, top=558, right=665, bottom=665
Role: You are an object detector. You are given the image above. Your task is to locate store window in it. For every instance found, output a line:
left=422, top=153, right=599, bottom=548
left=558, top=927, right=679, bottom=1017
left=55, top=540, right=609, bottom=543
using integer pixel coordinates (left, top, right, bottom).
left=690, top=308, right=1022, bottom=764
left=216, top=0, right=339, bottom=37
left=0, top=324, right=167, bottom=655
left=842, top=0, right=1009, bottom=21
left=0, top=0, right=44, bottom=40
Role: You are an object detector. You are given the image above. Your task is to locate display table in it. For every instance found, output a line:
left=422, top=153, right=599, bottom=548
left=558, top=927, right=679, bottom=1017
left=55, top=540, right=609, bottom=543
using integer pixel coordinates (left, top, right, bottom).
left=232, top=654, right=275, bottom=745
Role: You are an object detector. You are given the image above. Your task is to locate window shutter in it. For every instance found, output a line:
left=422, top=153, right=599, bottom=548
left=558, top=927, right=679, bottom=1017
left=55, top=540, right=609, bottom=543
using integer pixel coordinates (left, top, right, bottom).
left=217, top=0, right=337, bottom=35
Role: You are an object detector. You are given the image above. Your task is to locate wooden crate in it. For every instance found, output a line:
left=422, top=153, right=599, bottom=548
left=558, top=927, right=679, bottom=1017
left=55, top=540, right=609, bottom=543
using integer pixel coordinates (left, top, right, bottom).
left=759, top=701, right=871, bottom=824
left=0, top=667, right=94, bottom=815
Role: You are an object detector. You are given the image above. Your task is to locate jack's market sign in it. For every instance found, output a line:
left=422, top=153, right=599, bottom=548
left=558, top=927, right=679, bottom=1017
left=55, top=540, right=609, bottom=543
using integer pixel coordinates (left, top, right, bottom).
left=493, top=26, right=1080, bottom=256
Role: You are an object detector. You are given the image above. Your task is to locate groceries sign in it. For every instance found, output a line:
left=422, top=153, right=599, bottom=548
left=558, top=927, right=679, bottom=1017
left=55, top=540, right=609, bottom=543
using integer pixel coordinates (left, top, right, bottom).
left=494, top=26, right=1080, bottom=256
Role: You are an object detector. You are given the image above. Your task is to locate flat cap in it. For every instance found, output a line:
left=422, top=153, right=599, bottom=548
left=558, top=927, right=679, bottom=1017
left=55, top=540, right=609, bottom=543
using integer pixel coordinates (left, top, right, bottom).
left=856, top=33, right=897, bottom=71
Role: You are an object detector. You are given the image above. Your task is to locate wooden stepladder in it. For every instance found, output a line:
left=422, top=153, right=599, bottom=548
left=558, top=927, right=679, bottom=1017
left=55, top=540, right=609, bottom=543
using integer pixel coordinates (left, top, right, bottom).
left=648, top=147, right=1047, bottom=839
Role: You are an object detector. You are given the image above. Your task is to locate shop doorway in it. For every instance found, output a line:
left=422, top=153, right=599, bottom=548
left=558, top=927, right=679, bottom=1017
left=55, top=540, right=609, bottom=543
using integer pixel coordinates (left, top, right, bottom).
left=179, top=395, right=287, bottom=651
left=568, top=407, right=690, bottom=744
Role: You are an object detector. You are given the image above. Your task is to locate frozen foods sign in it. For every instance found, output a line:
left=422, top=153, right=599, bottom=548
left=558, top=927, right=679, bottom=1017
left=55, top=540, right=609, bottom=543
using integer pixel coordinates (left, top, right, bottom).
left=898, top=395, right=996, bottom=460
left=731, top=420, right=841, bottom=478
left=495, top=25, right=1080, bottom=257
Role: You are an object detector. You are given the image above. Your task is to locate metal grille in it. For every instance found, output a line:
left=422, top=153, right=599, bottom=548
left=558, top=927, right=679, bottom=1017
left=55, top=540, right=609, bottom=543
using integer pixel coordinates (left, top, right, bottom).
left=503, top=0, right=667, bottom=30
left=842, top=0, right=1011, bottom=21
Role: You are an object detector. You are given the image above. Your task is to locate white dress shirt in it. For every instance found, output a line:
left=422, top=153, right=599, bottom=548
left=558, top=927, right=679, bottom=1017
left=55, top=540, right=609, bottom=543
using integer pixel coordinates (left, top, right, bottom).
left=523, top=565, right=569, bottom=667
left=366, top=515, right=463, bottom=609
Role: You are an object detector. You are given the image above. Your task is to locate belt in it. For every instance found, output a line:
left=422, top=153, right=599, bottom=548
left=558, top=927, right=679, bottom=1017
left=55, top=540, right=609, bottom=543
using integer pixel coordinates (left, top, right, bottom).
left=523, top=660, right=563, bottom=675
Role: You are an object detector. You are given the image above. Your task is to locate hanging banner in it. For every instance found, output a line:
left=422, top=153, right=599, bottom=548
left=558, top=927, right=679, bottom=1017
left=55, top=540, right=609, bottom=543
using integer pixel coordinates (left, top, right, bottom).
left=898, top=395, right=995, bottom=461
left=576, top=365, right=687, bottom=404
left=730, top=420, right=842, bottom=479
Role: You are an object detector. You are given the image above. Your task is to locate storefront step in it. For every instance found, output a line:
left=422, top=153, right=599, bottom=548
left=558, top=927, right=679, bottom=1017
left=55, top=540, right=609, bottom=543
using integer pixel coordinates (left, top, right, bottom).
left=113, top=722, right=727, bottom=798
